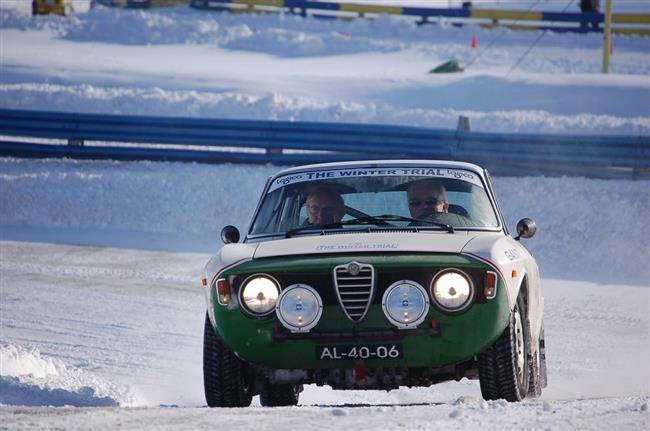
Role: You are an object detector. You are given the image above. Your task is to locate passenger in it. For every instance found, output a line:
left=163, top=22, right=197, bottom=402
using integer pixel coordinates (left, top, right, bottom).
left=304, top=186, right=345, bottom=226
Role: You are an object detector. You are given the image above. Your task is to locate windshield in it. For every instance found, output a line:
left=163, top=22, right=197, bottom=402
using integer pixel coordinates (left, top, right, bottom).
left=249, top=166, right=499, bottom=236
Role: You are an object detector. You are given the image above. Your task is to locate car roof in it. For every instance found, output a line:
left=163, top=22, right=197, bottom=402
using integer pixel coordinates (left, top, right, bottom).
left=273, top=160, right=486, bottom=178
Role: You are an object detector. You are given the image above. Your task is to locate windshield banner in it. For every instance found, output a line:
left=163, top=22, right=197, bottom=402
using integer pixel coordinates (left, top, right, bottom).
left=269, top=167, right=484, bottom=192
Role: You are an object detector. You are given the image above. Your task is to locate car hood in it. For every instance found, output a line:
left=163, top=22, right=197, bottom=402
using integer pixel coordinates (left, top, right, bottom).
left=252, top=231, right=479, bottom=259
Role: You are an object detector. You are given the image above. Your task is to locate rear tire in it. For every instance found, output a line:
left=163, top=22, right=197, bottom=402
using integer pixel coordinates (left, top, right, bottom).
left=478, top=295, right=530, bottom=402
left=203, top=313, right=253, bottom=407
left=259, top=381, right=300, bottom=407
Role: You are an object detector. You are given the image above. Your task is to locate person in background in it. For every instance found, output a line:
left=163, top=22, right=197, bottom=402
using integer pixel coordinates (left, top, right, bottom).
left=304, top=186, right=345, bottom=226
left=580, top=0, right=600, bottom=30
left=580, top=0, right=600, bottom=13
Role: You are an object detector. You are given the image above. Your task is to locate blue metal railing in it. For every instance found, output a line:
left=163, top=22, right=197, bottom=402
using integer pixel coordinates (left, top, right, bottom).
left=91, top=1, right=650, bottom=35
left=189, top=1, right=650, bottom=36
left=0, top=109, right=648, bottom=178
left=92, top=1, right=650, bottom=35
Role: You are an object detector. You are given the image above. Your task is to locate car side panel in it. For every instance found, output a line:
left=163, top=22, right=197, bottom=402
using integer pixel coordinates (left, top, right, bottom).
left=463, top=234, right=544, bottom=346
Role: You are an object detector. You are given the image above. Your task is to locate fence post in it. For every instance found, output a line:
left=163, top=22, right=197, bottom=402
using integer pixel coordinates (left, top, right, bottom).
left=602, top=0, right=613, bottom=73
left=456, top=115, right=471, bottom=132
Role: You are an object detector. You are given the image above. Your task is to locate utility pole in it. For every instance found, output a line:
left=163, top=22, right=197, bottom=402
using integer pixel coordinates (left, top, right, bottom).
left=602, top=0, right=613, bottom=74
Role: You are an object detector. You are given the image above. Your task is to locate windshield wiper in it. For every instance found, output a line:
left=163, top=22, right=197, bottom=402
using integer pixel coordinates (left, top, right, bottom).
left=373, top=214, right=454, bottom=233
left=285, top=222, right=344, bottom=238
left=285, top=214, right=453, bottom=238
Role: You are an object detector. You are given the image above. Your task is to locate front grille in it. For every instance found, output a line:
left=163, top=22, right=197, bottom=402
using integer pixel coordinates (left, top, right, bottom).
left=333, top=262, right=375, bottom=322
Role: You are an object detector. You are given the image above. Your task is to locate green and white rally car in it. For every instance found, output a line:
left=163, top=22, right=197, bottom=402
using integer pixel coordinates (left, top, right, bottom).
left=202, top=160, right=546, bottom=407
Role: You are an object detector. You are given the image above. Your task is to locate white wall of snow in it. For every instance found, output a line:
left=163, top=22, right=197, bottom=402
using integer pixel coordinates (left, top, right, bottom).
left=1, top=157, right=648, bottom=284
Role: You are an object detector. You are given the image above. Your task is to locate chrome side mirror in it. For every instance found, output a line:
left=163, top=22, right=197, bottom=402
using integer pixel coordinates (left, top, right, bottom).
left=515, top=218, right=537, bottom=240
left=220, top=225, right=240, bottom=244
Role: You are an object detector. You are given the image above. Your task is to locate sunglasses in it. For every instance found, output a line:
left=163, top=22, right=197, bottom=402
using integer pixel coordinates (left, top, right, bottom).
left=408, top=198, right=441, bottom=207
left=308, top=204, right=336, bottom=214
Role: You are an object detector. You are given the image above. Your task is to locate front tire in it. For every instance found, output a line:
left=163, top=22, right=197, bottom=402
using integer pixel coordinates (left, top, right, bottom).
left=527, top=321, right=547, bottom=397
left=203, top=313, right=253, bottom=407
left=478, top=295, right=530, bottom=402
left=259, top=381, right=300, bottom=407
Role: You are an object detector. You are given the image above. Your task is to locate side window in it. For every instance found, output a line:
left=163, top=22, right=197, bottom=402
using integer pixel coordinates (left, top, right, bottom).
left=250, top=188, right=303, bottom=233
left=278, top=191, right=305, bottom=230
left=447, top=191, right=472, bottom=219
left=298, top=200, right=308, bottom=224
left=250, top=190, right=281, bottom=234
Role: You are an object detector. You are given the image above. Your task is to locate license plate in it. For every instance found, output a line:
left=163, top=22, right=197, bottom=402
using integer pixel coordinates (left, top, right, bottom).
left=316, top=344, right=402, bottom=360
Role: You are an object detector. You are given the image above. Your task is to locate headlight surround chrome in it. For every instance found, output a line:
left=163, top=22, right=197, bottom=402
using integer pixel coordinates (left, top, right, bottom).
left=430, top=269, right=474, bottom=312
left=381, top=280, right=429, bottom=329
left=239, top=274, right=280, bottom=316
left=276, top=284, right=323, bottom=333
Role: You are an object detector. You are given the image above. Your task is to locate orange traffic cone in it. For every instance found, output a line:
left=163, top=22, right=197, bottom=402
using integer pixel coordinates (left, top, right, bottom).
left=471, top=34, right=477, bottom=49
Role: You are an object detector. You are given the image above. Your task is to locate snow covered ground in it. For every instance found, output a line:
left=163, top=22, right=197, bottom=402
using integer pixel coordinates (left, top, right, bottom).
left=2, top=2, right=650, bottom=134
left=1, top=1, right=649, bottom=429
left=1, top=238, right=649, bottom=428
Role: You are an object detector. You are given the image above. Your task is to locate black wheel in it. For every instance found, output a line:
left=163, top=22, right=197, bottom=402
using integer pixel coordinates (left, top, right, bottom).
left=203, top=313, right=253, bottom=407
left=527, top=322, right=546, bottom=397
left=478, top=295, right=530, bottom=402
left=259, top=381, right=301, bottom=407
left=539, top=324, right=548, bottom=388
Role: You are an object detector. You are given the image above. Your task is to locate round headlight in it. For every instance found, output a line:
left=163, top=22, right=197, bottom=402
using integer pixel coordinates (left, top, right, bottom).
left=240, top=274, right=280, bottom=316
left=382, top=280, right=429, bottom=329
left=276, top=284, right=323, bottom=333
left=431, top=269, right=473, bottom=312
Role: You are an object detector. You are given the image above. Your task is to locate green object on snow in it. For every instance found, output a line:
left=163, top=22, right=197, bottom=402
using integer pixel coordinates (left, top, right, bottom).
left=429, top=59, right=465, bottom=74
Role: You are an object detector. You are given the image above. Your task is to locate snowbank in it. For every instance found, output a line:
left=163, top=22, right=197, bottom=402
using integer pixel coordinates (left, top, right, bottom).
left=0, top=344, right=138, bottom=407
left=2, top=82, right=649, bottom=135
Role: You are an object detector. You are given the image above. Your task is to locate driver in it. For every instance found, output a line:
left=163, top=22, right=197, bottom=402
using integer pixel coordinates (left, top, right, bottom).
left=407, top=179, right=449, bottom=219
left=304, top=186, right=345, bottom=226
left=407, top=179, right=471, bottom=226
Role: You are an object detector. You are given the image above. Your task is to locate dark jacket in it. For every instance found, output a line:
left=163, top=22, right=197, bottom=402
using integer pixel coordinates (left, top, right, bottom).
left=580, top=0, right=600, bottom=13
